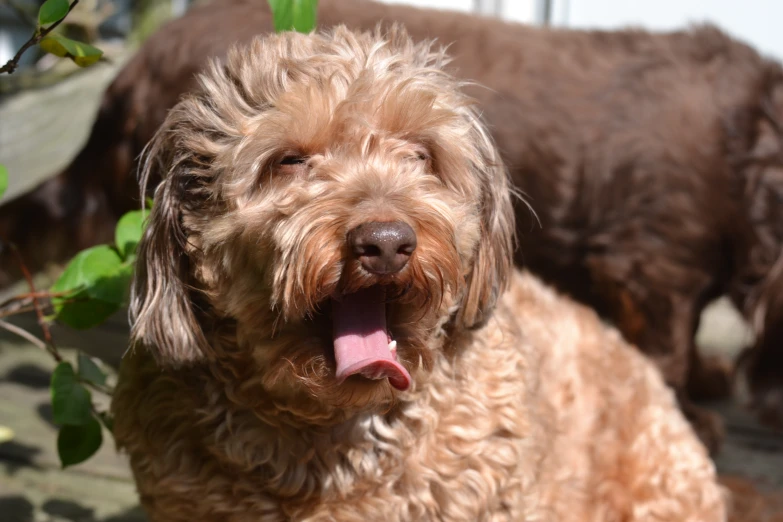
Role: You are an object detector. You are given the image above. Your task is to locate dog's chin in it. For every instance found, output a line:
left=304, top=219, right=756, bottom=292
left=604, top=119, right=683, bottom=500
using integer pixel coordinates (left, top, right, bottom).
left=258, top=281, right=435, bottom=416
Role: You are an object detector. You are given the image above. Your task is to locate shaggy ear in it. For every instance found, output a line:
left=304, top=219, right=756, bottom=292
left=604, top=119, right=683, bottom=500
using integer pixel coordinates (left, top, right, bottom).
left=457, top=110, right=516, bottom=329
left=129, top=135, right=209, bottom=366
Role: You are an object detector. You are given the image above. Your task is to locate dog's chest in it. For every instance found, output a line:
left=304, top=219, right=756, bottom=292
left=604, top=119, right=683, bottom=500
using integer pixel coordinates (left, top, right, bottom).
left=248, top=412, right=538, bottom=521
left=212, top=356, right=544, bottom=521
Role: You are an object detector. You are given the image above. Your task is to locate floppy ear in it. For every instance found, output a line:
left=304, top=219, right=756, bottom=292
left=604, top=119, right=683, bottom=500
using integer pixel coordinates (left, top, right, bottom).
left=129, top=127, right=210, bottom=366
left=457, top=109, right=516, bottom=329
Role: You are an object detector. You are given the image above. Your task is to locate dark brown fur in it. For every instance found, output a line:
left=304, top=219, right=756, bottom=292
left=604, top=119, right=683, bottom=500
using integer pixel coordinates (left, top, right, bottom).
left=2, top=0, right=783, bottom=450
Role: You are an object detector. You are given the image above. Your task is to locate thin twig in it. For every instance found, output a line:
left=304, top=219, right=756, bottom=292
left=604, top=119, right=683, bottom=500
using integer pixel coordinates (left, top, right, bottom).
left=0, top=0, right=81, bottom=75
left=0, top=318, right=47, bottom=350
left=0, top=303, right=39, bottom=319
left=86, top=380, right=114, bottom=396
left=1, top=238, right=61, bottom=361
left=0, top=290, right=65, bottom=310
left=0, top=293, right=88, bottom=321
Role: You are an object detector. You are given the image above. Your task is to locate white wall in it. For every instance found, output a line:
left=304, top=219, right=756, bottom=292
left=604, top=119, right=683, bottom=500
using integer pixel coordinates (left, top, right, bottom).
left=378, top=0, right=783, bottom=62
left=550, top=0, right=783, bottom=61
left=376, top=0, right=475, bottom=13
left=376, top=0, right=544, bottom=23
left=501, top=0, right=542, bottom=24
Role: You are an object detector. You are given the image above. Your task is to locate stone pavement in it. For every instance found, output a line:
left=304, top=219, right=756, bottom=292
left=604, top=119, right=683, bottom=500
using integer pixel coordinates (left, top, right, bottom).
left=0, top=296, right=781, bottom=522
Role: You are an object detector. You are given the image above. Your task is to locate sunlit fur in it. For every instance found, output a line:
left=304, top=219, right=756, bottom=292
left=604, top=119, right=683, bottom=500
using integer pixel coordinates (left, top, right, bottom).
left=112, top=26, right=726, bottom=521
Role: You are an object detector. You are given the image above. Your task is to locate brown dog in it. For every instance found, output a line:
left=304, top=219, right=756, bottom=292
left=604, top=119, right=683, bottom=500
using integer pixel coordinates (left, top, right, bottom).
left=111, top=25, right=726, bottom=521
left=3, top=0, right=783, bottom=450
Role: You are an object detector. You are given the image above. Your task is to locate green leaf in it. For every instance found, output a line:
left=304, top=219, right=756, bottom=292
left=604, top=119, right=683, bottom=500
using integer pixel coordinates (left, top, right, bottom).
left=51, top=245, right=131, bottom=329
left=90, top=262, right=133, bottom=304
left=54, top=296, right=122, bottom=329
left=38, top=0, right=69, bottom=26
left=39, top=34, right=103, bottom=67
left=268, top=0, right=317, bottom=33
left=292, top=0, right=317, bottom=33
left=0, top=164, right=7, bottom=200
left=57, top=417, right=103, bottom=468
left=77, top=353, right=107, bottom=386
left=115, top=210, right=145, bottom=260
left=268, top=0, right=292, bottom=32
left=51, top=245, right=123, bottom=304
left=51, top=362, right=92, bottom=426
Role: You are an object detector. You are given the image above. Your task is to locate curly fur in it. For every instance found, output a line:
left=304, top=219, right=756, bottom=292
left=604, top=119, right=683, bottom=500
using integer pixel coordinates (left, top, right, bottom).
left=111, top=26, right=726, bottom=521
left=6, top=0, right=783, bottom=449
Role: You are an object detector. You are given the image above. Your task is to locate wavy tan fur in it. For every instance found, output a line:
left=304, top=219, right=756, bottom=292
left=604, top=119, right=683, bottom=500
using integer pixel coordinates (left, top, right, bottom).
left=112, top=26, right=726, bottom=521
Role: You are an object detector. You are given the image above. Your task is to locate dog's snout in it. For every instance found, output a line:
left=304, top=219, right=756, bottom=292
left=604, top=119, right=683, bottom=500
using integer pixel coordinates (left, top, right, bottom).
left=348, top=221, right=417, bottom=275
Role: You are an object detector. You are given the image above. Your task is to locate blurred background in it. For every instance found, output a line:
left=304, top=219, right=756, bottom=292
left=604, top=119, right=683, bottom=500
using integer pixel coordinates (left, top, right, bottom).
left=383, top=0, right=783, bottom=63
left=5, top=0, right=783, bottom=58
left=0, top=1, right=781, bottom=521
left=4, top=0, right=783, bottom=65
left=2, top=0, right=783, bottom=205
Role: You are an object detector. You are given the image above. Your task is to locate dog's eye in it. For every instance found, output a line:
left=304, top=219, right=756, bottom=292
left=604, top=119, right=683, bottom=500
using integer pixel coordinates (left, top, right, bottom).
left=279, top=155, right=307, bottom=165
left=276, top=155, right=310, bottom=176
left=408, top=151, right=429, bottom=163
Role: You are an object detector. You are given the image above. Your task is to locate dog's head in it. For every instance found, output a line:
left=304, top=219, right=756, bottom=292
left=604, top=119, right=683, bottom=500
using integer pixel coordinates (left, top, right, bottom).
left=130, top=26, right=513, bottom=410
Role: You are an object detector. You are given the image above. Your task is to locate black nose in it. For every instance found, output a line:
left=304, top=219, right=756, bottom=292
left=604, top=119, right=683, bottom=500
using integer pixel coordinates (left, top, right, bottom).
left=348, top=221, right=417, bottom=275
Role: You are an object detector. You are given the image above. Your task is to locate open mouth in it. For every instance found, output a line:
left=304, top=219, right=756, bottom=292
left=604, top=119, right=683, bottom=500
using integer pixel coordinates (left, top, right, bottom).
left=331, top=286, right=412, bottom=391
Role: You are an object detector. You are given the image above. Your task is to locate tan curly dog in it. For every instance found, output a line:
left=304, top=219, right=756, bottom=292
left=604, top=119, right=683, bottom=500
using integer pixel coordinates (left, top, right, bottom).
left=111, top=26, right=726, bottom=521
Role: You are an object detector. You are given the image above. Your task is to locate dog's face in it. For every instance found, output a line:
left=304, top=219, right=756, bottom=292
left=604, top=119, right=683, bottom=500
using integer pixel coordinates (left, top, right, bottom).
left=131, top=26, right=513, bottom=412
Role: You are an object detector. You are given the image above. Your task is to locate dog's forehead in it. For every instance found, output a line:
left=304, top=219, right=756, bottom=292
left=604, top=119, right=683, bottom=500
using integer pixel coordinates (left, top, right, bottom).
left=267, top=57, right=463, bottom=151
left=276, top=27, right=436, bottom=81
left=224, top=29, right=459, bottom=120
left=196, top=29, right=477, bottom=181
left=274, top=54, right=443, bottom=110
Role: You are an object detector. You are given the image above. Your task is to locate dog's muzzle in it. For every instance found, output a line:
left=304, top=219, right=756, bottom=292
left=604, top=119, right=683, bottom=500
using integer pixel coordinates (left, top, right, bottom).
left=331, top=286, right=412, bottom=391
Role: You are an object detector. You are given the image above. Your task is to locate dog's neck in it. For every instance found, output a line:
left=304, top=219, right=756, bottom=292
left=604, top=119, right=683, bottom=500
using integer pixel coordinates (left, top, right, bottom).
left=202, top=362, right=434, bottom=504
left=173, top=298, right=478, bottom=506
left=193, top=326, right=471, bottom=503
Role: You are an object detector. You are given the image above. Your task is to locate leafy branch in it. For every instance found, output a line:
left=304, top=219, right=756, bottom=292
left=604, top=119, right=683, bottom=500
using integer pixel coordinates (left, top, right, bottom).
left=0, top=209, right=143, bottom=465
left=0, top=170, right=143, bottom=465
left=0, top=0, right=103, bottom=75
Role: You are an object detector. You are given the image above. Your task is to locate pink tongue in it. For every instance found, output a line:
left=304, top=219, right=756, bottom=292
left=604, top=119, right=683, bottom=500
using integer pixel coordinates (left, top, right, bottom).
left=332, top=287, right=411, bottom=391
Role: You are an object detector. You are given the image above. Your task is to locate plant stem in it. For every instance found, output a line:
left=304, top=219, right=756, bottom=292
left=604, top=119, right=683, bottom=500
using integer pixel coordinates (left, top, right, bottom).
left=0, top=0, right=81, bottom=74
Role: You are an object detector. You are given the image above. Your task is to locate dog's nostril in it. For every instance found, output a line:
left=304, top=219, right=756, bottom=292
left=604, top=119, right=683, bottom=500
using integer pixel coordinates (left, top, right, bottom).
left=397, top=243, right=416, bottom=256
left=354, top=244, right=382, bottom=258
left=348, top=221, right=417, bottom=275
